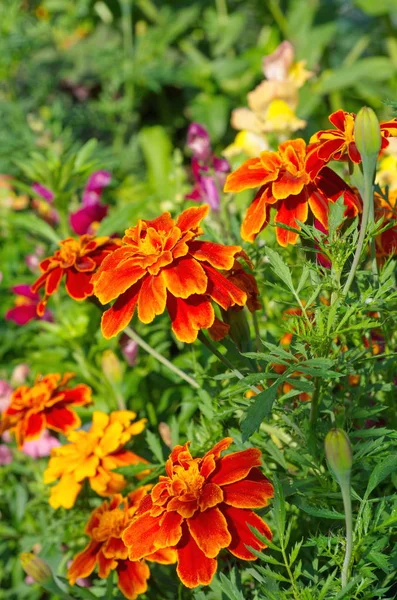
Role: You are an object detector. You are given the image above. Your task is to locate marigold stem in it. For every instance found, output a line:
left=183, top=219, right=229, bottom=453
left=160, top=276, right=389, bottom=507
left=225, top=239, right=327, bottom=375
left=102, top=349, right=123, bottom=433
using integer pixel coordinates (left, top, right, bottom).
left=124, top=326, right=200, bottom=390
left=341, top=480, right=353, bottom=588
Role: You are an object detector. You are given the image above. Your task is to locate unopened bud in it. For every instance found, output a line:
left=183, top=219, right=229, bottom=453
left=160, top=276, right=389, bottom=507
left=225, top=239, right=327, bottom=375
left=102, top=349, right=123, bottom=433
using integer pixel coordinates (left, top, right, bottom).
left=325, top=428, right=352, bottom=486
left=223, top=308, right=252, bottom=352
left=354, top=107, right=382, bottom=166
left=101, top=350, right=123, bottom=383
left=20, top=553, right=52, bottom=583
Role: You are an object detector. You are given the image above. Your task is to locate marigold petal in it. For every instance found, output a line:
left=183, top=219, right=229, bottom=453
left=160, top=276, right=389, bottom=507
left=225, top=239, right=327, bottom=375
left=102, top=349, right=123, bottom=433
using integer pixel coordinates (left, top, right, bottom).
left=65, top=270, right=94, bottom=300
left=198, top=483, right=224, bottom=511
left=97, top=550, right=117, bottom=578
left=68, top=541, right=100, bottom=584
left=272, top=171, right=305, bottom=200
left=176, top=525, right=217, bottom=588
left=123, top=513, right=162, bottom=560
left=157, top=511, right=184, bottom=547
left=167, top=295, right=214, bottom=343
left=23, top=411, right=46, bottom=444
left=101, top=282, right=142, bottom=339
left=317, top=138, right=344, bottom=161
left=176, top=205, right=209, bottom=233
left=275, top=192, right=308, bottom=247
left=308, top=190, right=329, bottom=229
left=45, top=406, right=81, bottom=434
left=48, top=474, right=82, bottom=509
left=222, top=506, right=272, bottom=560
left=210, top=448, right=262, bottom=486
left=45, top=267, right=63, bottom=296
left=166, top=497, right=198, bottom=518
left=103, top=537, right=128, bottom=560
left=146, top=547, right=177, bottom=564
left=188, top=241, right=241, bottom=270
left=162, top=257, right=207, bottom=299
left=208, top=317, right=230, bottom=341
left=348, top=141, right=361, bottom=163
left=329, top=109, right=348, bottom=131
left=137, top=274, right=167, bottom=323
left=187, top=507, right=231, bottom=558
left=203, top=437, right=233, bottom=461
left=117, top=560, right=150, bottom=600
left=93, top=252, right=146, bottom=305
left=222, top=470, right=274, bottom=508
left=224, top=157, right=267, bottom=192
left=241, top=186, right=272, bottom=243
left=204, top=265, right=247, bottom=310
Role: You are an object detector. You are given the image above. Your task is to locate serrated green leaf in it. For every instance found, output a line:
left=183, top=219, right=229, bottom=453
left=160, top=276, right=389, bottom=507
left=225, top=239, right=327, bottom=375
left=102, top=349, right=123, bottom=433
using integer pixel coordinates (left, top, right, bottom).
left=241, top=384, right=278, bottom=441
left=294, top=500, right=345, bottom=520
left=145, top=430, right=164, bottom=464
left=218, top=573, right=245, bottom=600
left=265, top=247, right=294, bottom=293
left=365, top=454, right=397, bottom=499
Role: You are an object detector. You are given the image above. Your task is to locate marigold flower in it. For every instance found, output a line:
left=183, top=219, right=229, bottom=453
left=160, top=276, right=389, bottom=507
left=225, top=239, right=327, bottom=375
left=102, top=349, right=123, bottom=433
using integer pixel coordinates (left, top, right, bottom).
left=93, top=206, right=252, bottom=342
left=375, top=189, right=397, bottom=258
left=68, top=488, right=176, bottom=600
left=122, top=438, right=273, bottom=589
left=306, top=109, right=397, bottom=179
left=0, top=373, right=92, bottom=448
left=224, top=138, right=359, bottom=246
left=31, top=234, right=121, bottom=316
left=44, top=411, right=147, bottom=509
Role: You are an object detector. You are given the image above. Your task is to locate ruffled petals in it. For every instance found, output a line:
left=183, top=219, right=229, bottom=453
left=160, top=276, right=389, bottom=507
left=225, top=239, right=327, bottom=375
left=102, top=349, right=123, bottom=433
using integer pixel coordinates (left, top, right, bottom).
left=210, top=448, right=262, bottom=485
left=187, top=507, right=231, bottom=558
left=176, top=527, right=217, bottom=588
left=167, top=295, right=214, bottom=343
left=222, top=505, right=272, bottom=559
left=117, top=560, right=150, bottom=600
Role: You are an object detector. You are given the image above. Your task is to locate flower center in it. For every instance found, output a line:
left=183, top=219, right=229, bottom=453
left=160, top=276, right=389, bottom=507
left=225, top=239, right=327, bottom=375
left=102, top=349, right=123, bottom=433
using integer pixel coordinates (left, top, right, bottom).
left=93, top=508, right=127, bottom=541
left=171, top=461, right=205, bottom=499
left=58, top=239, right=81, bottom=267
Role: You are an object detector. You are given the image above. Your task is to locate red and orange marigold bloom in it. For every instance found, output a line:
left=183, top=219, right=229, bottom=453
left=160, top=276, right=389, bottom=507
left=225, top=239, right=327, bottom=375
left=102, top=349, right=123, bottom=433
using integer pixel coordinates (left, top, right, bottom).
left=93, top=205, right=253, bottom=342
left=68, top=488, right=176, bottom=600
left=122, top=438, right=273, bottom=589
left=375, top=189, right=397, bottom=259
left=224, top=138, right=359, bottom=246
left=306, top=109, right=397, bottom=179
left=31, top=234, right=121, bottom=316
left=0, top=373, right=91, bottom=448
left=44, top=410, right=147, bottom=509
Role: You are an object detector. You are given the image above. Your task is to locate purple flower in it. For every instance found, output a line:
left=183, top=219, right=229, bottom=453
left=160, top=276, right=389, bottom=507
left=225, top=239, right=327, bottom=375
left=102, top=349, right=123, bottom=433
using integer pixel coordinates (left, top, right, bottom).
left=5, top=285, right=52, bottom=326
left=22, top=429, right=60, bottom=459
left=70, top=170, right=111, bottom=235
left=187, top=123, right=212, bottom=162
left=119, top=335, right=139, bottom=366
left=32, top=183, right=54, bottom=204
left=0, top=444, right=12, bottom=465
left=186, top=157, right=230, bottom=211
left=0, top=381, right=12, bottom=413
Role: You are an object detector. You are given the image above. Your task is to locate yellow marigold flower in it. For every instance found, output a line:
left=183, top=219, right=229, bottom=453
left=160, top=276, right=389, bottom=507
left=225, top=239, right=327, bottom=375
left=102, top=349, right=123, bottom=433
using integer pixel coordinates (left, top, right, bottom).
left=44, top=411, right=147, bottom=509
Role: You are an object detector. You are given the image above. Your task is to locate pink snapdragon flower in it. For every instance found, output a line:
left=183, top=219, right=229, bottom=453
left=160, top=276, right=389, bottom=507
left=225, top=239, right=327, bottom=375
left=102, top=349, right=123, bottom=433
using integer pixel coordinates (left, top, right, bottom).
left=119, top=335, right=139, bottom=366
left=31, top=183, right=59, bottom=225
left=69, top=170, right=111, bottom=234
left=185, top=123, right=230, bottom=211
left=5, top=285, right=52, bottom=325
left=22, top=429, right=60, bottom=458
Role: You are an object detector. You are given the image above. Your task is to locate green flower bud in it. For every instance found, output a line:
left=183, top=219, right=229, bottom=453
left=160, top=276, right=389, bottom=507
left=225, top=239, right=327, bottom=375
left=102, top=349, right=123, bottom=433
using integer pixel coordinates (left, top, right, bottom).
left=222, top=308, right=251, bottom=353
left=101, top=349, right=123, bottom=384
left=20, top=553, right=52, bottom=583
left=354, top=107, right=382, bottom=166
left=325, top=428, right=352, bottom=486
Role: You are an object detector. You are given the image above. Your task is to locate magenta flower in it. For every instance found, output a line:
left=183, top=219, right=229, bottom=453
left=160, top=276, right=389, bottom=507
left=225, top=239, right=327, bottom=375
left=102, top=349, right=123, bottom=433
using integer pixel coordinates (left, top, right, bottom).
left=0, top=444, right=12, bottom=465
left=119, top=334, right=139, bottom=366
left=32, top=183, right=54, bottom=203
left=186, top=123, right=230, bottom=211
left=70, top=170, right=111, bottom=235
left=5, top=285, right=52, bottom=325
left=22, top=429, right=60, bottom=458
left=31, top=183, right=59, bottom=225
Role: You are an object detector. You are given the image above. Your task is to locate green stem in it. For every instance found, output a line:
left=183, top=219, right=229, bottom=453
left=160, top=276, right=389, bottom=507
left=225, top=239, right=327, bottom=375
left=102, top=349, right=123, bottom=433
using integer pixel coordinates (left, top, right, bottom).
left=281, top=545, right=301, bottom=600
left=267, top=0, right=289, bottom=39
left=120, top=0, right=135, bottom=113
left=198, top=331, right=262, bottom=394
left=341, top=480, right=353, bottom=588
left=215, top=0, right=228, bottom=21
left=309, top=376, right=321, bottom=429
left=342, top=170, right=374, bottom=297
left=124, top=326, right=200, bottom=389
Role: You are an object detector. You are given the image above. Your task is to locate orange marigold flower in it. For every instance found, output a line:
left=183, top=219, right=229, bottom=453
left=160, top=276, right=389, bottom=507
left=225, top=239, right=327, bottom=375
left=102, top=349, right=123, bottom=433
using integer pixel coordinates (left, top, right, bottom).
left=375, top=189, right=397, bottom=259
left=31, top=234, right=121, bottom=316
left=306, top=109, right=397, bottom=179
left=122, top=438, right=273, bottom=589
left=44, top=410, right=147, bottom=509
left=93, top=205, right=252, bottom=342
left=224, top=138, right=359, bottom=246
left=0, top=373, right=91, bottom=448
left=68, top=488, right=176, bottom=600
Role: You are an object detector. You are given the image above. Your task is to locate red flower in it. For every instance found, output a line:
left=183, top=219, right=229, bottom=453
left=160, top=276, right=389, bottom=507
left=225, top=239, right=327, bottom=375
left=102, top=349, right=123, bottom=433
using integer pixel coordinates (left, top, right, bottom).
left=31, top=234, right=121, bottom=316
left=0, top=373, right=91, bottom=448
left=68, top=488, right=176, bottom=600
left=122, top=438, right=273, bottom=589
left=375, top=189, right=397, bottom=259
left=93, top=206, right=253, bottom=342
left=5, top=284, right=52, bottom=325
left=224, top=138, right=359, bottom=246
left=306, top=109, right=397, bottom=178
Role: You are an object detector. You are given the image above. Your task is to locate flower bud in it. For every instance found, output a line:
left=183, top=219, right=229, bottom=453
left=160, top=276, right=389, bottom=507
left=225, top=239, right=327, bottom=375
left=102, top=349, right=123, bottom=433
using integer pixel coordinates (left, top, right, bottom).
left=223, top=308, right=252, bottom=353
left=101, top=350, right=123, bottom=383
left=20, top=553, right=52, bottom=583
left=354, top=107, right=382, bottom=166
left=324, top=428, right=352, bottom=486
